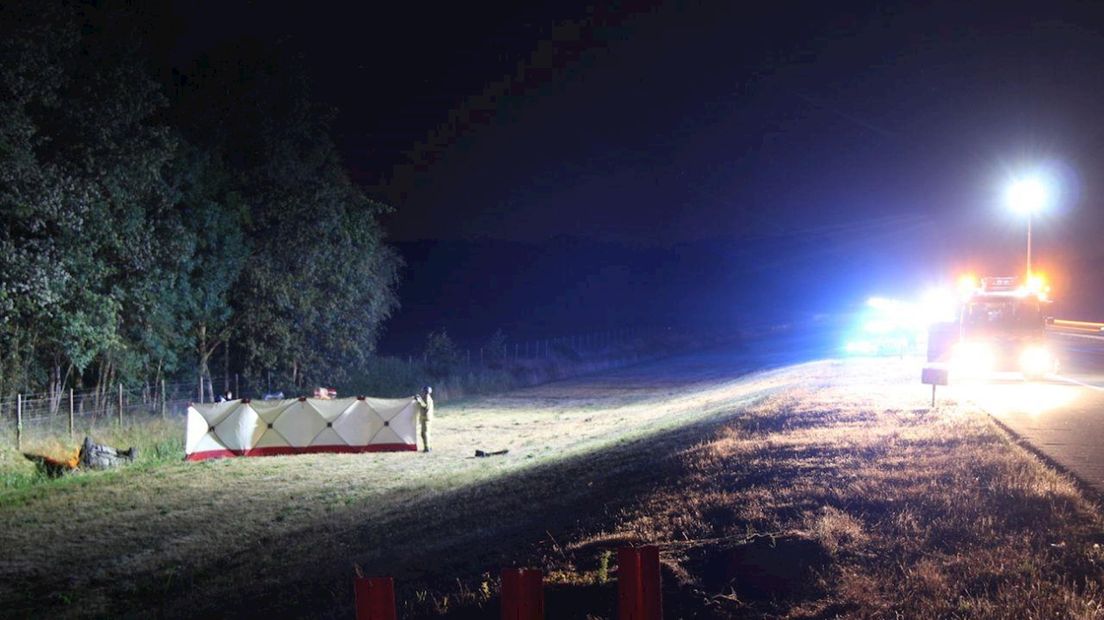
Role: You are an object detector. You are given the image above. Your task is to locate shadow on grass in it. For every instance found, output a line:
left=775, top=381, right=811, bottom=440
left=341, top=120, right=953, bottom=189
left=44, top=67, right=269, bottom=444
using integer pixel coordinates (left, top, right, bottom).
left=139, top=411, right=965, bottom=618
left=23, top=362, right=1092, bottom=619
left=139, top=394, right=779, bottom=619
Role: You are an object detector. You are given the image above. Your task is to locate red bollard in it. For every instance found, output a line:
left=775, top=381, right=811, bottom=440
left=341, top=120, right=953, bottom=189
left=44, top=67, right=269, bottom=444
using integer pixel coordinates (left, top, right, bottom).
left=639, top=546, right=662, bottom=619
left=501, top=567, right=544, bottom=620
left=618, top=546, right=662, bottom=619
left=618, top=548, right=642, bottom=619
left=522, top=568, right=544, bottom=619
left=355, top=576, right=397, bottom=620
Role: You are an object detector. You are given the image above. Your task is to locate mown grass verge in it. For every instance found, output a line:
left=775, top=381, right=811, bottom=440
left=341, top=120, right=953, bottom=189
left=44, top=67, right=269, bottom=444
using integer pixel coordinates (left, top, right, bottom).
left=0, top=331, right=727, bottom=496
left=2, top=353, right=1101, bottom=619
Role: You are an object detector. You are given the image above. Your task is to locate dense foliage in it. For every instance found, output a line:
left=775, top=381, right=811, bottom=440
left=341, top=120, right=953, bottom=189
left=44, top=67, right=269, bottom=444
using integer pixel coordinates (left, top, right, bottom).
left=0, top=1, right=400, bottom=401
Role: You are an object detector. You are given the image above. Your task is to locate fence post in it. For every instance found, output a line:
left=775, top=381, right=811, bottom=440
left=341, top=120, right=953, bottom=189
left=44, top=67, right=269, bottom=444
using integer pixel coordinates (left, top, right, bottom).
left=117, top=383, right=123, bottom=427
left=160, top=379, right=167, bottom=419
left=69, top=388, right=75, bottom=439
left=16, top=394, right=22, bottom=451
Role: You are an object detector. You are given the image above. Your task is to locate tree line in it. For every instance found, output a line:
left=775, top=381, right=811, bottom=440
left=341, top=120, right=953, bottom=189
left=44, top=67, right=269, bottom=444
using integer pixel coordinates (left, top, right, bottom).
left=0, top=1, right=401, bottom=403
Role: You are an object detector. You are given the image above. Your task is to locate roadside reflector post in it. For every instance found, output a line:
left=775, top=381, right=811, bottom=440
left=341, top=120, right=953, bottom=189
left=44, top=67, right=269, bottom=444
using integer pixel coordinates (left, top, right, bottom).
left=618, top=546, right=662, bottom=619
left=354, top=575, right=396, bottom=620
left=921, top=365, right=949, bottom=408
left=501, top=567, right=544, bottom=619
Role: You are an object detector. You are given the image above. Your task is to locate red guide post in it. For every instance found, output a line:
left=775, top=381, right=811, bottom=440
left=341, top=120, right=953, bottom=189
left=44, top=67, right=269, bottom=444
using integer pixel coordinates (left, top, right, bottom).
left=354, top=576, right=396, bottom=620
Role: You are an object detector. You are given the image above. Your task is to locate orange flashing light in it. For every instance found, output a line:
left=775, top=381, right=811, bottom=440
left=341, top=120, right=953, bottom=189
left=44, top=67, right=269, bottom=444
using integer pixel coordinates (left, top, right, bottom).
left=957, top=274, right=978, bottom=298
left=1025, top=272, right=1050, bottom=299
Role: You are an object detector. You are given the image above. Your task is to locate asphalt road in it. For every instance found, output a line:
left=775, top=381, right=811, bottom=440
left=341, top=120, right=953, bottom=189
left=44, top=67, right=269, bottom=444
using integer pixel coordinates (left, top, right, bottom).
left=962, top=330, right=1104, bottom=494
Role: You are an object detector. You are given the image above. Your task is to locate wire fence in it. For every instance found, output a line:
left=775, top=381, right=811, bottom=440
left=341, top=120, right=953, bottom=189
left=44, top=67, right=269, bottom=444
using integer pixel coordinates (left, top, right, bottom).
left=0, top=380, right=197, bottom=449
left=409, top=327, right=655, bottom=366
left=1, top=327, right=720, bottom=449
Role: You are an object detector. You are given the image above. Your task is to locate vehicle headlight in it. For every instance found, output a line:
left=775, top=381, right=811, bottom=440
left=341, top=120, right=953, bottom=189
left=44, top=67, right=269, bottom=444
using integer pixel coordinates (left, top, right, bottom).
left=1019, top=345, right=1053, bottom=376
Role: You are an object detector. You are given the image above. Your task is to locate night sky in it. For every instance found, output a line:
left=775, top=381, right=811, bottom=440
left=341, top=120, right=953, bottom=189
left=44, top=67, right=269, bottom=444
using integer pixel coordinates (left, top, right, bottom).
left=164, top=1, right=1104, bottom=344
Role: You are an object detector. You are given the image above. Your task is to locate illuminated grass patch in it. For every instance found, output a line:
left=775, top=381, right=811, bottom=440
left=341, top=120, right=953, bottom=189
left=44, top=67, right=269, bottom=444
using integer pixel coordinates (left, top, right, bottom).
left=1, top=354, right=1102, bottom=618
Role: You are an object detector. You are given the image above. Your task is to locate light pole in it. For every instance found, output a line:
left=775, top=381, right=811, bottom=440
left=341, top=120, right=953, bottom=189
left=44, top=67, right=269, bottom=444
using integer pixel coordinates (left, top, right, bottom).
left=1005, top=176, right=1049, bottom=277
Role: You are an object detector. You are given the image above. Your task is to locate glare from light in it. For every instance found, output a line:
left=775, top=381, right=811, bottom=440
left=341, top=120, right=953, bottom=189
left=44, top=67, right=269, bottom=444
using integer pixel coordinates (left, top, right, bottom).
left=921, top=288, right=958, bottom=323
left=863, top=318, right=895, bottom=334
left=1019, top=345, right=1054, bottom=377
left=963, top=380, right=1079, bottom=418
left=951, top=341, right=996, bottom=377
left=846, top=288, right=965, bottom=358
left=1025, top=273, right=1049, bottom=296
left=957, top=274, right=978, bottom=299
left=845, top=340, right=876, bottom=355
left=1005, top=176, right=1050, bottom=215
left=866, top=296, right=898, bottom=310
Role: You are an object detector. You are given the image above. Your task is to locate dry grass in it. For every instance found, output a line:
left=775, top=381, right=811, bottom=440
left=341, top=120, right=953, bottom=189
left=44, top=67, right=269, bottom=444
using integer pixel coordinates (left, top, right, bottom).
left=561, top=359, right=1104, bottom=618
left=1, top=351, right=1103, bottom=618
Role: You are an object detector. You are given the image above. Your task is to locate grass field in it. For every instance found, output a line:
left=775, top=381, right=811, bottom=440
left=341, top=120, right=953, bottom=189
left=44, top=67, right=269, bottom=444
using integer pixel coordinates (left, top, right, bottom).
left=2, top=344, right=1104, bottom=618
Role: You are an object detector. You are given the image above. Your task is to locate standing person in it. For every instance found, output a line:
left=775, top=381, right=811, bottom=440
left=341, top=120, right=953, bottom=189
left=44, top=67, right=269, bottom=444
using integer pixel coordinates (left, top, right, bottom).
left=413, top=386, right=434, bottom=452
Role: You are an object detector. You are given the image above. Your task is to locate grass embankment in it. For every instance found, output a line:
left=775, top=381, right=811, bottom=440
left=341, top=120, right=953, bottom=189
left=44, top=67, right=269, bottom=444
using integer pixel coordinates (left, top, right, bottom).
left=553, top=362, right=1104, bottom=618
left=1, top=331, right=716, bottom=469
left=349, top=330, right=728, bottom=402
left=1, top=354, right=1103, bottom=618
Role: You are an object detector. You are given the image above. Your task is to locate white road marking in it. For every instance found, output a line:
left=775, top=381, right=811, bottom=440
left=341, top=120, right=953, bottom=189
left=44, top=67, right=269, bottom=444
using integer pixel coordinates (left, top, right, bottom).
left=1052, top=331, right=1104, bottom=343
left=1054, top=374, right=1104, bottom=393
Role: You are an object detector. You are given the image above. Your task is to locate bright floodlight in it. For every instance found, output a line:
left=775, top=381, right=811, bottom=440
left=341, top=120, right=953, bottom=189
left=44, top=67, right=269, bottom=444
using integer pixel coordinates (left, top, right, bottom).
left=1005, top=177, right=1050, bottom=214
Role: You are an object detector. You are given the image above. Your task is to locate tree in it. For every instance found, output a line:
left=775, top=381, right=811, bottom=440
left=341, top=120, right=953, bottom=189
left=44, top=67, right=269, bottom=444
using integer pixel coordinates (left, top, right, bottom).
left=0, top=0, right=81, bottom=394
left=1, top=1, right=194, bottom=404
left=168, top=146, right=249, bottom=401
left=176, top=43, right=401, bottom=391
left=423, top=329, right=461, bottom=378
left=0, top=6, right=402, bottom=400
left=484, top=329, right=509, bottom=367
left=39, top=0, right=181, bottom=403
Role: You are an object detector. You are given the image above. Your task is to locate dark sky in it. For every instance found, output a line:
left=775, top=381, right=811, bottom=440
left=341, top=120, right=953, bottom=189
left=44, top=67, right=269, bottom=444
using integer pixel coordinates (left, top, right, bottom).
left=165, top=0, right=1104, bottom=321
left=171, top=1, right=1101, bottom=239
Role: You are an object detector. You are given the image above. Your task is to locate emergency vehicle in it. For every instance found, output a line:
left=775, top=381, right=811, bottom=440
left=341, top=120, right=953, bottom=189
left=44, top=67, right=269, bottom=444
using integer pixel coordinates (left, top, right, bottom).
left=931, top=275, right=1057, bottom=379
